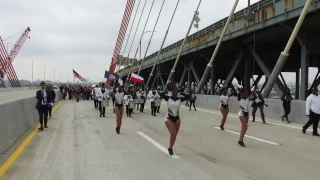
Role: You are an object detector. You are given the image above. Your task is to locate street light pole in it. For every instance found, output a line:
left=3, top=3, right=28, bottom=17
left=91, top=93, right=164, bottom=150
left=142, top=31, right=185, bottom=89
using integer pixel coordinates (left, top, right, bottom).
left=44, top=65, right=46, bottom=81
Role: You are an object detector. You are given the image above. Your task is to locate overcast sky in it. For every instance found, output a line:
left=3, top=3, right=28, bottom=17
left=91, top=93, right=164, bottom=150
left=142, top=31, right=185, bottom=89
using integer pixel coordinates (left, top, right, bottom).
left=0, top=0, right=317, bottom=83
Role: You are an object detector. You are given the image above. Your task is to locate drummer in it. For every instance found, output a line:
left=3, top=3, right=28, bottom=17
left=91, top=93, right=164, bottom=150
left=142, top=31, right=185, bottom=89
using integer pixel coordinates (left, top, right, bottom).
left=148, top=87, right=160, bottom=116
left=135, top=87, right=141, bottom=111
left=128, top=84, right=136, bottom=113
left=97, top=83, right=110, bottom=117
left=139, top=88, right=146, bottom=112
left=124, top=93, right=134, bottom=117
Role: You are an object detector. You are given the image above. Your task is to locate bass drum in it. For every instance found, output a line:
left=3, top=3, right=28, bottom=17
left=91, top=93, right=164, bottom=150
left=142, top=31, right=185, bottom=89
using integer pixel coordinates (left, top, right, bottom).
left=128, top=102, right=135, bottom=109
left=134, top=99, right=145, bottom=104
left=155, top=99, right=161, bottom=107
left=101, top=100, right=109, bottom=107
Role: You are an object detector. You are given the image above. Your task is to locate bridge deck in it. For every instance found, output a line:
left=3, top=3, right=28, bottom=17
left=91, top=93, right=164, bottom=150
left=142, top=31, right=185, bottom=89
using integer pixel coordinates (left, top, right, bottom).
left=1, top=100, right=320, bottom=180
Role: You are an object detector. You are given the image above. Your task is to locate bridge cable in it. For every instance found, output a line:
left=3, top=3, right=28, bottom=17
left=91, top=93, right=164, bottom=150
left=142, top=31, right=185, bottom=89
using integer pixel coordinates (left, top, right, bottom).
left=116, top=0, right=142, bottom=73
left=125, top=0, right=156, bottom=86
left=120, top=0, right=148, bottom=78
left=137, top=0, right=166, bottom=76
left=164, top=0, right=203, bottom=91
left=145, top=0, right=181, bottom=90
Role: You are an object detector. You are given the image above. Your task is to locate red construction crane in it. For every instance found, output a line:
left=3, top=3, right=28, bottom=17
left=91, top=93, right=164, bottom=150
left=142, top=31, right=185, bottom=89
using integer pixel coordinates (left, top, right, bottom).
left=0, top=27, right=31, bottom=87
left=8, top=27, right=31, bottom=62
left=0, top=38, right=20, bottom=87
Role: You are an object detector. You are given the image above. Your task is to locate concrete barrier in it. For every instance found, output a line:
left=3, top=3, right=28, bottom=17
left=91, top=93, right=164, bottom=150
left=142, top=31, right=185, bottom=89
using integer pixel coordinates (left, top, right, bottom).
left=196, top=95, right=312, bottom=126
left=0, top=90, right=61, bottom=155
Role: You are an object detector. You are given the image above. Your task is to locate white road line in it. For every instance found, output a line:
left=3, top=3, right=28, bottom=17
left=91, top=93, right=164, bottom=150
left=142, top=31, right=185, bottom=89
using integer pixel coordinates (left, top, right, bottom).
left=184, top=107, right=319, bottom=132
left=137, top=131, right=179, bottom=158
left=214, top=127, right=280, bottom=146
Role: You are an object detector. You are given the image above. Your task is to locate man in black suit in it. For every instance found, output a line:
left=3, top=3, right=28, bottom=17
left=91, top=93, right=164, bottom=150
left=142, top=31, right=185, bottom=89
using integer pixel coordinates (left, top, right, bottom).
left=36, top=82, right=53, bottom=130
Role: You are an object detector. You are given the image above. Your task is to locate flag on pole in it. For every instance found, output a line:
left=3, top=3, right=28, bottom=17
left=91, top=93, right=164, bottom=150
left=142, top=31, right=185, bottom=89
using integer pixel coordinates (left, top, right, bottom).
left=130, top=73, right=143, bottom=83
left=104, top=70, right=119, bottom=80
left=73, top=69, right=86, bottom=81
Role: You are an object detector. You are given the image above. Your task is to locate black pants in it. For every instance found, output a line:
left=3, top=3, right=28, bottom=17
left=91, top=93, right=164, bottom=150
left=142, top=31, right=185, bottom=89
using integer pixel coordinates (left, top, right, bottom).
left=304, top=111, right=320, bottom=134
left=48, top=106, right=52, bottom=117
left=126, top=105, right=132, bottom=116
left=38, top=105, right=48, bottom=126
left=76, top=93, right=80, bottom=102
left=252, top=103, right=265, bottom=121
left=112, top=97, right=115, bottom=106
left=151, top=102, right=156, bottom=115
left=94, top=100, right=98, bottom=108
left=189, top=100, right=196, bottom=110
left=157, top=106, right=160, bottom=113
left=282, top=103, right=291, bottom=120
left=99, top=101, right=105, bottom=115
left=140, top=103, right=145, bottom=112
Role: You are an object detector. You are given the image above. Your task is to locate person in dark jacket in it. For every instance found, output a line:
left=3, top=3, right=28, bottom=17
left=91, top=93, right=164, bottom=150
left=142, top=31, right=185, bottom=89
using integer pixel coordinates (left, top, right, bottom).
left=46, top=85, right=56, bottom=118
left=189, top=89, right=197, bottom=111
left=281, top=88, right=292, bottom=123
left=36, top=82, right=53, bottom=130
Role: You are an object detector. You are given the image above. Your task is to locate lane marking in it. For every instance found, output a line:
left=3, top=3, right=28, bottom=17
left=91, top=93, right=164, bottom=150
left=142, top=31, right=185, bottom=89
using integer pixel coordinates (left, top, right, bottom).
left=0, top=100, right=63, bottom=178
left=214, top=127, right=280, bottom=146
left=137, top=131, right=179, bottom=158
left=182, top=106, right=318, bottom=132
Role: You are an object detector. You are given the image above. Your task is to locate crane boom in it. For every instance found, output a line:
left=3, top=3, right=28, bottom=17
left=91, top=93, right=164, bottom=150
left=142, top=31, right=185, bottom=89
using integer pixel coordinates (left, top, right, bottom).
left=0, top=37, right=20, bottom=87
left=8, top=27, right=31, bottom=62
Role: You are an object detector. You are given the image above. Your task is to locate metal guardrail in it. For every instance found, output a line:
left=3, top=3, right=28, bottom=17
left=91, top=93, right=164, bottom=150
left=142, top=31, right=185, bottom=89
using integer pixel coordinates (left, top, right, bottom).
left=118, top=0, right=319, bottom=76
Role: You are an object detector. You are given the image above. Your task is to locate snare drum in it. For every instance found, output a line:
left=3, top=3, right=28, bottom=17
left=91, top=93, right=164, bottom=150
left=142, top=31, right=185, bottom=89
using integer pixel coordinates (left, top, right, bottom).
left=101, top=100, right=109, bottom=107
left=135, top=99, right=145, bottom=104
left=128, top=102, right=135, bottom=109
left=155, top=99, right=161, bottom=107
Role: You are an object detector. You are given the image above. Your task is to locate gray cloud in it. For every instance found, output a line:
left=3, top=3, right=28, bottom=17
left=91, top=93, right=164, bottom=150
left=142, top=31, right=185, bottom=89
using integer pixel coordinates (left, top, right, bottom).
left=2, top=0, right=315, bottom=83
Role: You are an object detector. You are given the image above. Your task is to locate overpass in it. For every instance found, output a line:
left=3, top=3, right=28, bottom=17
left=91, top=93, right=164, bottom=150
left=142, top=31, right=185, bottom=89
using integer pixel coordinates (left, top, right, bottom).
left=118, top=0, right=320, bottom=100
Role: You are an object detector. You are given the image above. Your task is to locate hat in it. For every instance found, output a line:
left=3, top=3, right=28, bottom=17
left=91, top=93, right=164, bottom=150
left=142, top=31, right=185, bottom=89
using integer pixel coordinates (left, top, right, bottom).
left=311, top=87, right=318, bottom=91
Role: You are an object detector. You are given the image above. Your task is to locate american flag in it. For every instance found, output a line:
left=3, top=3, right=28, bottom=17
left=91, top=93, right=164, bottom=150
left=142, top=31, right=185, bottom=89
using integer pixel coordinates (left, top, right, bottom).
left=73, top=69, right=86, bottom=81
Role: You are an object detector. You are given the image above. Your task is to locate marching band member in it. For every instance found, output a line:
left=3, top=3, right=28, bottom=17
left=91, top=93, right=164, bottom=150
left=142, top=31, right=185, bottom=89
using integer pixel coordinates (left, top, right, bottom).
left=237, top=88, right=255, bottom=147
left=113, top=79, right=126, bottom=134
left=97, top=83, right=109, bottom=117
left=148, top=87, right=160, bottom=116
left=124, top=93, right=134, bottom=117
left=158, top=86, right=189, bottom=156
left=219, top=88, right=232, bottom=130
left=139, top=89, right=146, bottom=112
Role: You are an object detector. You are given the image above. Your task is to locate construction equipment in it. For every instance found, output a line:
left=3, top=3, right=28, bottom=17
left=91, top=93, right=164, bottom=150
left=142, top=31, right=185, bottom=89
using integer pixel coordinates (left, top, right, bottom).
left=0, top=27, right=31, bottom=87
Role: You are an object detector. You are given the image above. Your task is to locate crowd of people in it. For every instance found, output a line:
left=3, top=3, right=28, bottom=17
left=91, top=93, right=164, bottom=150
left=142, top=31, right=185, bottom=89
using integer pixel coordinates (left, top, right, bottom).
left=36, top=80, right=320, bottom=156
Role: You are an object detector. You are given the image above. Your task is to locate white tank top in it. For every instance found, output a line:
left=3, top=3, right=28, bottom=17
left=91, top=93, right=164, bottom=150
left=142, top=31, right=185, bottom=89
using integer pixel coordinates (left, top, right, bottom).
left=115, top=91, right=125, bottom=104
left=167, top=98, right=182, bottom=116
left=239, top=98, right=249, bottom=112
left=220, top=95, right=229, bottom=106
